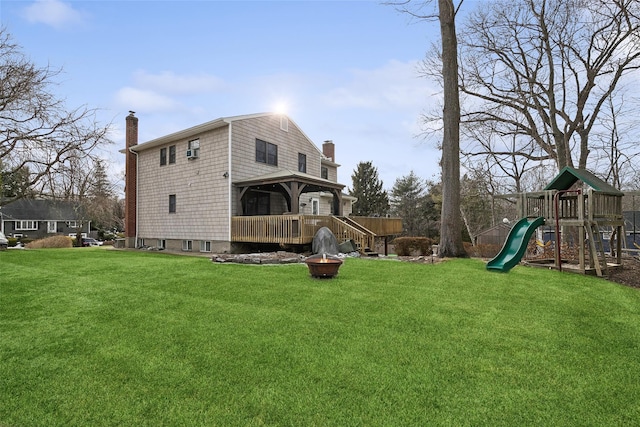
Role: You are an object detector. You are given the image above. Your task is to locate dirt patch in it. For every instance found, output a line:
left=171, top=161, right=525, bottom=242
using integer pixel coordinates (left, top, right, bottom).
left=604, top=256, right=640, bottom=288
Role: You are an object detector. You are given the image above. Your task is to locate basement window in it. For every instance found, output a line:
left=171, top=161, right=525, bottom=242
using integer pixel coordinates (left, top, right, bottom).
left=200, top=241, right=212, bottom=253
left=182, top=240, right=193, bottom=252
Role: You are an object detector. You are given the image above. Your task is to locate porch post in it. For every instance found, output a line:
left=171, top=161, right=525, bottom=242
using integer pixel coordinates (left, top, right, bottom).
left=333, top=190, right=343, bottom=216
left=290, top=181, right=299, bottom=214
left=237, top=186, right=249, bottom=215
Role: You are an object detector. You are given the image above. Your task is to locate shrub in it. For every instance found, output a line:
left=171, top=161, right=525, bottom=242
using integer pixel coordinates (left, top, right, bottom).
left=26, top=235, right=73, bottom=249
left=393, top=237, right=434, bottom=256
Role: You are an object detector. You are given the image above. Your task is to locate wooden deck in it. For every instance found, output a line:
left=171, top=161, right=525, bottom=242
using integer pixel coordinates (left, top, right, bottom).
left=231, top=215, right=402, bottom=252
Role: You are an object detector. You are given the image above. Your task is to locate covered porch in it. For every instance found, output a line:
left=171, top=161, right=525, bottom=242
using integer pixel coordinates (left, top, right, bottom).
left=234, top=170, right=345, bottom=217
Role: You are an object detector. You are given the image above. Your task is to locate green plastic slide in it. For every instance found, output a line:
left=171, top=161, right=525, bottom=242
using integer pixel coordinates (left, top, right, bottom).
left=486, top=217, right=545, bottom=272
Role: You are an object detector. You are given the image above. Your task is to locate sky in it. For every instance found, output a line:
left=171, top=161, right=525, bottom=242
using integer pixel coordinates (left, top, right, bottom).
left=1, top=0, right=458, bottom=194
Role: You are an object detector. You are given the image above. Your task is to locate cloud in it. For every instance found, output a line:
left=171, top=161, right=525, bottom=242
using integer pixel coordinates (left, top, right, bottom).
left=132, top=70, right=226, bottom=95
left=320, top=60, right=432, bottom=111
left=114, top=87, right=179, bottom=113
left=23, top=0, right=86, bottom=29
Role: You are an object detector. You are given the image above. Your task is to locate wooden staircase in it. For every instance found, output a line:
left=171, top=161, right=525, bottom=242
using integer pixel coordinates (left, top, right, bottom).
left=329, top=216, right=377, bottom=255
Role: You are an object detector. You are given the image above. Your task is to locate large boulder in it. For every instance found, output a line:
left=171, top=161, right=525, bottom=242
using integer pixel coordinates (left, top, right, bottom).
left=312, top=226, right=339, bottom=255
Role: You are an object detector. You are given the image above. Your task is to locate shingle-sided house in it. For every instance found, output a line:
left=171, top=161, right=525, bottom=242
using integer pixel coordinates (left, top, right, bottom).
left=0, top=199, right=89, bottom=240
left=123, top=112, right=401, bottom=253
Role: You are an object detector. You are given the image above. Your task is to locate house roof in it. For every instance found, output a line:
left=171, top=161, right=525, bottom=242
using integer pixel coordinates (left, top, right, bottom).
left=1, top=199, right=81, bottom=221
left=543, top=166, right=623, bottom=195
left=128, top=113, right=327, bottom=160
left=234, top=169, right=345, bottom=190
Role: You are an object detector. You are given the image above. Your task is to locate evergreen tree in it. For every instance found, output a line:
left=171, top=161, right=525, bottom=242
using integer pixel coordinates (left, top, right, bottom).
left=390, top=171, right=438, bottom=237
left=86, top=159, right=119, bottom=236
left=349, top=161, right=389, bottom=216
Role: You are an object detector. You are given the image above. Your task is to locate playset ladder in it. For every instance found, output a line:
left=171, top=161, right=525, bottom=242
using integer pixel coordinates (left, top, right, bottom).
left=586, top=222, right=607, bottom=277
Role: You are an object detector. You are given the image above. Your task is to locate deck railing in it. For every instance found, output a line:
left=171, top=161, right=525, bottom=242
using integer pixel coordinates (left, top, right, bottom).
left=349, top=216, right=403, bottom=236
left=519, top=189, right=623, bottom=223
left=231, top=215, right=399, bottom=251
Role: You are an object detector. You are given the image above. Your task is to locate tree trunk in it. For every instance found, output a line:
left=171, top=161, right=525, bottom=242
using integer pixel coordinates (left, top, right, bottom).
left=438, top=0, right=466, bottom=257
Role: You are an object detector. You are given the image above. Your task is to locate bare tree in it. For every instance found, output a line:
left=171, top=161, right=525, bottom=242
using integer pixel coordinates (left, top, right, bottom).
left=591, top=93, right=640, bottom=189
left=388, top=0, right=467, bottom=257
left=0, top=28, right=112, bottom=205
left=457, top=0, right=640, bottom=172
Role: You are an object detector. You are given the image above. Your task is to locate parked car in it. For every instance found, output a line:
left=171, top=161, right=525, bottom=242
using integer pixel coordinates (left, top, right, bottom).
left=81, top=237, right=100, bottom=247
left=0, top=231, right=8, bottom=250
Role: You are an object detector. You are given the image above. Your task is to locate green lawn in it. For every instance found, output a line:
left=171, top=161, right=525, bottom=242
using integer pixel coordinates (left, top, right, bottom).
left=2, top=248, right=640, bottom=426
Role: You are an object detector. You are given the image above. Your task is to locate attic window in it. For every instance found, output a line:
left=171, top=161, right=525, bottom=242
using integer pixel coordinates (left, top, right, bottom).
left=280, top=116, right=288, bottom=132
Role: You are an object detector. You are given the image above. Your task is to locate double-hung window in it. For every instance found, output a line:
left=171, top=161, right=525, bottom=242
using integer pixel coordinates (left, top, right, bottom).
left=169, top=145, right=176, bottom=164
left=169, top=194, right=176, bottom=213
left=298, top=153, right=307, bottom=173
left=256, top=139, right=277, bottom=166
left=321, top=166, right=328, bottom=180
left=160, top=147, right=167, bottom=166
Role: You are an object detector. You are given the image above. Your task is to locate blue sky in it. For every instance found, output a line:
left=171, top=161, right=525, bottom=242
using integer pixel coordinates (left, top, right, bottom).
left=2, top=0, right=454, bottom=193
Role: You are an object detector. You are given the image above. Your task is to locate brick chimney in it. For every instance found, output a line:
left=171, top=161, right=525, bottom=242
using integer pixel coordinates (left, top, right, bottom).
left=124, top=111, right=138, bottom=248
left=322, top=140, right=335, bottom=162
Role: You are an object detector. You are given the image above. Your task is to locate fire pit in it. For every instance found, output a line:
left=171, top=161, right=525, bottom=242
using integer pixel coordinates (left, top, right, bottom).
left=305, top=254, right=343, bottom=278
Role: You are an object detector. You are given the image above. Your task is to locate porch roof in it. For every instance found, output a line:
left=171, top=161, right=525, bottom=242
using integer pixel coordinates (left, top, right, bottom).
left=233, top=169, right=345, bottom=191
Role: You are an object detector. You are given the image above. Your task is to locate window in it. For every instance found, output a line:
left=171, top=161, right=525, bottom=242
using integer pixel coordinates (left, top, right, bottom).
left=47, top=221, right=57, bottom=233
left=200, top=241, right=212, bottom=253
left=311, top=198, right=319, bottom=215
left=280, top=116, right=289, bottom=132
left=169, top=145, right=176, bottom=164
left=157, top=239, right=165, bottom=249
left=245, top=191, right=270, bottom=215
left=67, top=221, right=78, bottom=228
left=188, top=139, right=200, bottom=159
left=298, top=153, right=307, bottom=173
left=169, top=194, right=176, bottom=213
left=256, top=139, right=277, bottom=166
left=160, top=147, right=167, bottom=166
left=182, top=240, right=193, bottom=251
left=16, top=220, right=37, bottom=230
left=321, top=166, right=328, bottom=180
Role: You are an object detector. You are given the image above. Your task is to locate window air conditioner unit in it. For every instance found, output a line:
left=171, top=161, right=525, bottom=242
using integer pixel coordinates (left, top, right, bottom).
left=186, top=149, right=197, bottom=159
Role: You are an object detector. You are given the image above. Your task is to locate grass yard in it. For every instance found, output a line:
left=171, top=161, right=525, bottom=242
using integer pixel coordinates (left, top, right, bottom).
left=2, top=248, right=640, bottom=426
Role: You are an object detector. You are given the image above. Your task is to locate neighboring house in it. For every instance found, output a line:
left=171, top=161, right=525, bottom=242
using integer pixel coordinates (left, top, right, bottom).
left=123, top=112, right=400, bottom=253
left=0, top=199, right=90, bottom=240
